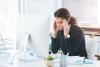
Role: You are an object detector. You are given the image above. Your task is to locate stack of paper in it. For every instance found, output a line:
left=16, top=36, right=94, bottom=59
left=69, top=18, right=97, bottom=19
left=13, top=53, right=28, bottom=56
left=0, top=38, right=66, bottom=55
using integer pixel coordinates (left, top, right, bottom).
left=53, top=56, right=85, bottom=65
left=67, top=56, right=85, bottom=64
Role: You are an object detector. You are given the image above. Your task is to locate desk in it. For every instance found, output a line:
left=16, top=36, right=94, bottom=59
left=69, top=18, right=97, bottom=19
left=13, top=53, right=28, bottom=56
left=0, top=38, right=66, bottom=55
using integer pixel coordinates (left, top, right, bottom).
left=0, top=54, right=100, bottom=67
left=0, top=53, right=47, bottom=67
left=9, top=60, right=100, bottom=67
left=0, top=59, right=47, bottom=67
left=0, top=59, right=100, bottom=67
left=69, top=60, right=100, bottom=67
left=6, top=59, right=100, bottom=67
left=53, top=60, right=100, bottom=67
left=7, top=60, right=47, bottom=67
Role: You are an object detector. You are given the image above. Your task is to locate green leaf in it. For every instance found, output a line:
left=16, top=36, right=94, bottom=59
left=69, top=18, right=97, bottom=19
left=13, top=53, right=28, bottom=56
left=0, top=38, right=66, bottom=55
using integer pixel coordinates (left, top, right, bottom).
left=47, top=55, right=54, bottom=61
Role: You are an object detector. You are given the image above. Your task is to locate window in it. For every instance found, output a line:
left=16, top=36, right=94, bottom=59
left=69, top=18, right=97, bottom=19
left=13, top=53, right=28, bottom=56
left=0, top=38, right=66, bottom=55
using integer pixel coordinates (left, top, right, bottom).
left=64, top=0, right=98, bottom=28
left=0, top=0, right=18, bottom=53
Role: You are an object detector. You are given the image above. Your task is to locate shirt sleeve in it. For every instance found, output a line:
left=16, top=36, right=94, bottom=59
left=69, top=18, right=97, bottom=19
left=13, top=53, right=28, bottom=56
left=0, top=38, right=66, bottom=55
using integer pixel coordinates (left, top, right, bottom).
left=50, top=35, right=60, bottom=53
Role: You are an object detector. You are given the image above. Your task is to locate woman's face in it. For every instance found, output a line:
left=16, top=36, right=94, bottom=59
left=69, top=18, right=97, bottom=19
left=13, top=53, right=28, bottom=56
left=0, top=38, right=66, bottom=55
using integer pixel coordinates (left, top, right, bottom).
left=55, top=17, right=63, bottom=30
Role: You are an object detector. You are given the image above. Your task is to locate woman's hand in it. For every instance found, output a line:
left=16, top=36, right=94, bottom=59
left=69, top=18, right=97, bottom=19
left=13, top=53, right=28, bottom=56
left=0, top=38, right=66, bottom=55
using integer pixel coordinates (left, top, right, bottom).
left=54, top=21, right=59, bottom=33
left=62, top=19, right=70, bottom=37
left=51, top=21, right=60, bottom=38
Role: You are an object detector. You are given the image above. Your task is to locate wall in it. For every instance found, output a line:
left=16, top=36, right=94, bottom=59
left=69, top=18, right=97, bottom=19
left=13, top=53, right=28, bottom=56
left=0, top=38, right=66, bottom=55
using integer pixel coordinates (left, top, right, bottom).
left=64, top=0, right=97, bottom=24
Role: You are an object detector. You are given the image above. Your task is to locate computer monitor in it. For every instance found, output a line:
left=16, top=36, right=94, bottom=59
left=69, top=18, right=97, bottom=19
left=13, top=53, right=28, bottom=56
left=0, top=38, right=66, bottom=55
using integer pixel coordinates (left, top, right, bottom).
left=16, top=14, right=50, bottom=58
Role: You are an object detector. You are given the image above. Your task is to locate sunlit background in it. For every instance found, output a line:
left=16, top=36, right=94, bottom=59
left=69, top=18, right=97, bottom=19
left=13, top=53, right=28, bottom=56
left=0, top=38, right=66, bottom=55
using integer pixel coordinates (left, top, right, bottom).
left=0, top=0, right=100, bottom=54
left=0, top=0, right=17, bottom=53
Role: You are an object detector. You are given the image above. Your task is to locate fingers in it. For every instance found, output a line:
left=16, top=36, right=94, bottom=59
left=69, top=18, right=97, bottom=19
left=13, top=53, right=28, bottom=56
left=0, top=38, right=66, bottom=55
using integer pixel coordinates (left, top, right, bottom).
left=54, top=21, right=57, bottom=31
left=62, top=19, right=68, bottom=28
left=63, top=19, right=67, bottom=23
left=62, top=19, right=70, bottom=36
left=53, top=21, right=59, bottom=32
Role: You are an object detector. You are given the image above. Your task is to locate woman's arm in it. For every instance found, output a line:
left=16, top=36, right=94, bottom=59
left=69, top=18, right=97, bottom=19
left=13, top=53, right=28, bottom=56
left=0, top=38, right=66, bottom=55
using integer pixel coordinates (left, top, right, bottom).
left=66, top=25, right=84, bottom=55
left=50, top=35, right=60, bottom=54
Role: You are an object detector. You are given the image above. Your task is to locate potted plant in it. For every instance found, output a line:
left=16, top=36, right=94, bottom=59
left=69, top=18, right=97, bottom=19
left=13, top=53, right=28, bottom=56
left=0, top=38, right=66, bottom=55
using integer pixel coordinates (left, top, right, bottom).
left=46, top=55, right=54, bottom=67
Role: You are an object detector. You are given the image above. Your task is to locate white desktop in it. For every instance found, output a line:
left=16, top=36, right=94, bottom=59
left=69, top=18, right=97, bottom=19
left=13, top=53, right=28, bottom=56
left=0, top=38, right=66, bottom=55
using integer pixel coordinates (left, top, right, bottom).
left=0, top=53, right=100, bottom=67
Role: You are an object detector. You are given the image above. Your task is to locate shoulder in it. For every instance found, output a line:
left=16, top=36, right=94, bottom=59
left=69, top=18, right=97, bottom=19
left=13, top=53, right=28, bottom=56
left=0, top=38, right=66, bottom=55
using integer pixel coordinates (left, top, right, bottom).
left=70, top=24, right=83, bottom=34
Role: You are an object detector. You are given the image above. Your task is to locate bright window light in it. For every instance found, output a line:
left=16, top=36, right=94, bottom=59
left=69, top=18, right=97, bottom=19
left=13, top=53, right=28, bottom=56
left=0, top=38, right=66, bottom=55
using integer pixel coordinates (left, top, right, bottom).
left=0, top=0, right=18, bottom=53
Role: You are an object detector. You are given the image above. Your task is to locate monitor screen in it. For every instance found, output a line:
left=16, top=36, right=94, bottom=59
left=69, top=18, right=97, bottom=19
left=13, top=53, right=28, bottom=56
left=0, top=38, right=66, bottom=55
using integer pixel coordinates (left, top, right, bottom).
left=17, top=14, right=50, bottom=58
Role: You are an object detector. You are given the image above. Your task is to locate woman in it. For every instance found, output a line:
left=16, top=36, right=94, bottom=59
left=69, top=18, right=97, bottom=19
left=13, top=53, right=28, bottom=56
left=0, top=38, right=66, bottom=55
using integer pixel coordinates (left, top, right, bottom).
left=51, top=8, right=87, bottom=58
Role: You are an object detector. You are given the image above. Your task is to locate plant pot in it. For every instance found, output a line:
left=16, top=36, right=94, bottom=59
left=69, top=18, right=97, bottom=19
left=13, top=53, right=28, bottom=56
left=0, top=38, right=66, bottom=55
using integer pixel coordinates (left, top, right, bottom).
left=46, top=61, right=53, bottom=67
left=95, top=55, right=100, bottom=60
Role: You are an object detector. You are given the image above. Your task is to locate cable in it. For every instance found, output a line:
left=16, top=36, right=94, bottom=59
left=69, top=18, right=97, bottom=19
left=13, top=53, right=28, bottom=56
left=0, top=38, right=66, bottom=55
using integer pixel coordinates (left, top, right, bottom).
left=8, top=49, right=23, bottom=64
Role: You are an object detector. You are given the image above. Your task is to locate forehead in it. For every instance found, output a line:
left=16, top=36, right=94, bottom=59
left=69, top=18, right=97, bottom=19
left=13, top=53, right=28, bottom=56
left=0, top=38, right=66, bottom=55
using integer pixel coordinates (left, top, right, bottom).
left=55, top=17, right=63, bottom=20
left=55, top=17, right=63, bottom=22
